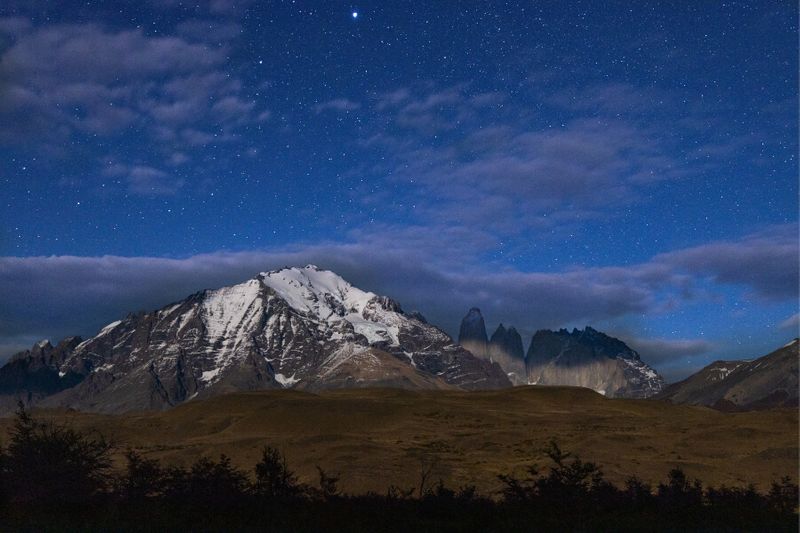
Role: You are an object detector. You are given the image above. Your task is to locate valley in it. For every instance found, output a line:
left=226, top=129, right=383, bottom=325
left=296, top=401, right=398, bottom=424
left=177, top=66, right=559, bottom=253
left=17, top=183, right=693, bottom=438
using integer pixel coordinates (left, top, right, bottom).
left=2, top=386, right=795, bottom=496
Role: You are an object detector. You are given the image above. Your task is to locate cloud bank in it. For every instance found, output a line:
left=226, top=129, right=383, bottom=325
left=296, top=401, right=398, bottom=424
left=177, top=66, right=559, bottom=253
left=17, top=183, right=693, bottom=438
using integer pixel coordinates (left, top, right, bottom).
left=1, top=225, right=795, bottom=378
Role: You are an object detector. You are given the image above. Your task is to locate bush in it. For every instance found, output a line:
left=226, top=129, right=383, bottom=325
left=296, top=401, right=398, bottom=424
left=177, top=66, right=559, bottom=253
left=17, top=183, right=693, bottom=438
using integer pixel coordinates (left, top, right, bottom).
left=768, top=476, right=800, bottom=515
left=2, top=403, right=113, bottom=505
left=316, top=466, right=340, bottom=500
left=253, top=445, right=300, bottom=499
left=120, top=449, right=164, bottom=500
left=0, top=409, right=795, bottom=531
left=162, top=455, right=248, bottom=505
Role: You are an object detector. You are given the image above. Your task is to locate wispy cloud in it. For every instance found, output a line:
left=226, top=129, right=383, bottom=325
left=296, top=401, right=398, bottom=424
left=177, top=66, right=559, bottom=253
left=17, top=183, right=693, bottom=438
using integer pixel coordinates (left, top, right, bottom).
left=779, top=313, right=799, bottom=331
left=622, top=336, right=716, bottom=365
left=359, top=83, right=685, bottom=241
left=314, top=98, right=361, bottom=113
left=102, top=163, right=184, bottom=196
left=655, top=224, right=799, bottom=301
left=0, top=18, right=266, bottom=193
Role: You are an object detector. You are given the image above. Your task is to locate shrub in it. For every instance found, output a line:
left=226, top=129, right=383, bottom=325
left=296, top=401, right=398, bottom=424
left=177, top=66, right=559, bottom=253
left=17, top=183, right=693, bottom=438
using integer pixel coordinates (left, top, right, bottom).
left=2, top=404, right=113, bottom=505
left=253, top=446, right=300, bottom=499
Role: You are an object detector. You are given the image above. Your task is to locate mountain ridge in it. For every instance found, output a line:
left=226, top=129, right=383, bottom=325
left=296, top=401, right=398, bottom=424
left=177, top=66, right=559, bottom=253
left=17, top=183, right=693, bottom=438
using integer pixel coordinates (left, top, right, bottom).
left=658, top=339, right=799, bottom=410
left=0, top=266, right=510, bottom=413
left=456, top=309, right=664, bottom=397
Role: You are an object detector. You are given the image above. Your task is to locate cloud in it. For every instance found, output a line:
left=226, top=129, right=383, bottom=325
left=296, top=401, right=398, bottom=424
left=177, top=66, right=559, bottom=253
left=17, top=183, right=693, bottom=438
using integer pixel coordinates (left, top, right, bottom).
left=1, top=225, right=794, bottom=365
left=314, top=98, right=361, bottom=113
left=0, top=16, right=31, bottom=35
left=168, top=152, right=190, bottom=166
left=175, top=20, right=242, bottom=42
left=622, top=337, right=715, bottom=365
left=374, top=84, right=503, bottom=134
left=0, top=18, right=265, bottom=190
left=126, top=166, right=183, bottom=196
left=779, top=313, right=799, bottom=331
left=147, top=0, right=254, bottom=15
left=102, top=162, right=184, bottom=196
left=656, top=224, right=799, bottom=301
left=545, top=82, right=673, bottom=116
left=0, top=248, right=654, bottom=358
left=361, top=84, right=683, bottom=238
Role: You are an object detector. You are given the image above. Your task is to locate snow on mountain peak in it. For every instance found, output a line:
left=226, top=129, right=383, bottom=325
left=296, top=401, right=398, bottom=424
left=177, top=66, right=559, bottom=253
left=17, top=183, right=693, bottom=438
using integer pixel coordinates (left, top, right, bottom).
left=259, top=266, right=404, bottom=345
left=202, top=279, right=263, bottom=342
left=259, top=265, right=377, bottom=317
left=1, top=265, right=512, bottom=413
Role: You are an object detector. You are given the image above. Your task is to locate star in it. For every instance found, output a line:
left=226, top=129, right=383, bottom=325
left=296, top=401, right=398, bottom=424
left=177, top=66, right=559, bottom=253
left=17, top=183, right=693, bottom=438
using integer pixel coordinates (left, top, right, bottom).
left=352, top=11, right=358, bottom=19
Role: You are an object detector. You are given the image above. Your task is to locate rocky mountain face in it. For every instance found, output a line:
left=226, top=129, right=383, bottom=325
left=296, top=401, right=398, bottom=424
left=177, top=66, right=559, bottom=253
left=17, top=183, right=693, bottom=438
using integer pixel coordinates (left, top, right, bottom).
left=526, top=327, right=664, bottom=398
left=455, top=309, right=664, bottom=398
left=457, top=308, right=488, bottom=359
left=658, top=339, right=799, bottom=410
left=0, top=266, right=510, bottom=413
left=458, top=309, right=526, bottom=385
left=488, top=325, right=526, bottom=385
left=0, top=338, right=85, bottom=403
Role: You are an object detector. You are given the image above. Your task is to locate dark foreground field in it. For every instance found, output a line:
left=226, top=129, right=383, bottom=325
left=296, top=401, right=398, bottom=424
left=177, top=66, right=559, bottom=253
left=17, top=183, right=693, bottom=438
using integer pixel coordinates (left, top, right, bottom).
left=1, top=386, right=796, bottom=494
left=0, top=386, right=797, bottom=531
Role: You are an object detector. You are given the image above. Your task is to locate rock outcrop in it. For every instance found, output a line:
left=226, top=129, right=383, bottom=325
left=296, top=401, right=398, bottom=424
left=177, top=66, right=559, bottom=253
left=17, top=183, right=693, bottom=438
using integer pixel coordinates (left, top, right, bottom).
left=526, top=327, right=664, bottom=398
left=488, top=325, right=526, bottom=385
left=458, top=307, right=489, bottom=359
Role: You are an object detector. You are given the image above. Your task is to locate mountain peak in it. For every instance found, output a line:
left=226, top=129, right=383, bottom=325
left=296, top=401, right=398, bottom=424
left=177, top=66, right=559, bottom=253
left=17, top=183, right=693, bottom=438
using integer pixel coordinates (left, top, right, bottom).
left=488, top=324, right=524, bottom=362
left=0, top=268, right=511, bottom=412
left=258, top=265, right=376, bottom=318
left=659, top=341, right=798, bottom=410
left=458, top=308, right=488, bottom=359
left=459, top=308, right=487, bottom=339
left=527, top=326, right=661, bottom=398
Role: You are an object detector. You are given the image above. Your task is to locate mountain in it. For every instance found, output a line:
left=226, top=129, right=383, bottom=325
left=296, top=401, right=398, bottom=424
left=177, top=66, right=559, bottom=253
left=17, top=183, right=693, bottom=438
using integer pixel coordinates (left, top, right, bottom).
left=488, top=325, right=526, bottom=385
left=526, top=327, right=664, bottom=398
left=658, top=339, right=799, bottom=410
left=0, top=266, right=510, bottom=413
left=458, top=307, right=488, bottom=359
left=0, top=337, right=85, bottom=403
left=454, top=307, right=664, bottom=398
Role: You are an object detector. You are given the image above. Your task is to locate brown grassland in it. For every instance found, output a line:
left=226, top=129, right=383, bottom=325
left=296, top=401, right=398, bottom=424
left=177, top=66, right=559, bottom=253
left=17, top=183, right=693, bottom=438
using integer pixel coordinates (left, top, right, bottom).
left=0, top=386, right=796, bottom=495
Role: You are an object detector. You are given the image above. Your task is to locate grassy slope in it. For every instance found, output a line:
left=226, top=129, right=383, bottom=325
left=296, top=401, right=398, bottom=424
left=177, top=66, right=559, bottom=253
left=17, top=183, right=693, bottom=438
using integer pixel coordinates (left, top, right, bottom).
left=0, top=386, right=796, bottom=495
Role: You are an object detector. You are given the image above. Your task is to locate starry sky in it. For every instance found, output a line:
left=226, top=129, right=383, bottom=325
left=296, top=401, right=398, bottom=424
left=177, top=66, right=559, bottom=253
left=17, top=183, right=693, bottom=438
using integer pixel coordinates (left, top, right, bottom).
left=0, top=1, right=797, bottom=381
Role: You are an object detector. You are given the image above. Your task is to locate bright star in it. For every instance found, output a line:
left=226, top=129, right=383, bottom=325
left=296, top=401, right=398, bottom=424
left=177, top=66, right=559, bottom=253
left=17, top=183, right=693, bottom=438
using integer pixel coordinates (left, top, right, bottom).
left=352, top=11, right=358, bottom=18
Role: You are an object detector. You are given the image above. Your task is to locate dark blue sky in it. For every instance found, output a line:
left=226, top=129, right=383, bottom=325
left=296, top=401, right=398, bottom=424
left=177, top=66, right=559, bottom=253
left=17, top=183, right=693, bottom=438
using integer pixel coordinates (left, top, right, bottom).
left=0, top=1, right=797, bottom=380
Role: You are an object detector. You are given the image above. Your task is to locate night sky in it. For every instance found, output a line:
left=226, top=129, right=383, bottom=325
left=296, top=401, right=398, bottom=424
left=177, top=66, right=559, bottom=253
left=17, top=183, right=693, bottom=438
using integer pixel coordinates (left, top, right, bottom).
left=1, top=1, right=797, bottom=381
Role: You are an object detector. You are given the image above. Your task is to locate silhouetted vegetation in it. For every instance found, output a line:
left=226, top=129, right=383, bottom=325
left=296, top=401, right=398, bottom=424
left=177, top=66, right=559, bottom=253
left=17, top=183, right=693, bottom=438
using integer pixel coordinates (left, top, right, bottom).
left=0, top=408, right=796, bottom=531
left=1, top=403, right=113, bottom=506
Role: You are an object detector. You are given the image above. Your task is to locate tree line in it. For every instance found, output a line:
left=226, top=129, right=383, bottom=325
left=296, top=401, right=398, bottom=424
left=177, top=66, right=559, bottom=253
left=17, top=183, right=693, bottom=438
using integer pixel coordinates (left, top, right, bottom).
left=0, top=405, right=796, bottom=531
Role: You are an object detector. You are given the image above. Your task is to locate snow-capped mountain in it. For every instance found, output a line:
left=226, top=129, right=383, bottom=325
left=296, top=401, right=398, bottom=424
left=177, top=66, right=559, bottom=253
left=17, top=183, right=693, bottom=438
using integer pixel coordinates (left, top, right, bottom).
left=0, top=266, right=510, bottom=413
